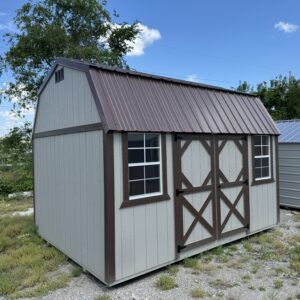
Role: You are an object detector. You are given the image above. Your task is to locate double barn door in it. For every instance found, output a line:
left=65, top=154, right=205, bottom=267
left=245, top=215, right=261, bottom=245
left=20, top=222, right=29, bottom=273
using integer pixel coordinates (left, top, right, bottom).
left=174, top=134, right=250, bottom=252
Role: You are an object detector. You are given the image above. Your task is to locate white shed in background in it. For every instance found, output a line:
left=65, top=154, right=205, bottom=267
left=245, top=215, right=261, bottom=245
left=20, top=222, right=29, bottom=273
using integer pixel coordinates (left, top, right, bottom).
left=276, top=120, right=300, bottom=209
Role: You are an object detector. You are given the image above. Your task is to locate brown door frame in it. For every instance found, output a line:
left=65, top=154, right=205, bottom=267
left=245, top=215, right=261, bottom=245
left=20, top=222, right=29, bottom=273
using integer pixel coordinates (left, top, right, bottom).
left=173, top=134, right=218, bottom=254
left=215, top=135, right=250, bottom=239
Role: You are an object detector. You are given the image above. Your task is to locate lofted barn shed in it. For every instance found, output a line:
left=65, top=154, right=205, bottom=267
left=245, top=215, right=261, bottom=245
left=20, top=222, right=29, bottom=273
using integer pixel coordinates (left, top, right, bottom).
left=33, top=58, right=280, bottom=286
left=276, top=120, right=300, bottom=209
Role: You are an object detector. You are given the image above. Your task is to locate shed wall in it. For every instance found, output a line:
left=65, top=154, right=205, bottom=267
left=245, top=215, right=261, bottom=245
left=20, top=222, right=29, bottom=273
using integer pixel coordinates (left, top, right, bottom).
left=34, top=130, right=105, bottom=282
left=113, top=133, right=175, bottom=281
left=248, top=136, right=278, bottom=232
left=113, top=133, right=278, bottom=283
left=278, top=143, right=300, bottom=208
left=35, top=67, right=100, bottom=133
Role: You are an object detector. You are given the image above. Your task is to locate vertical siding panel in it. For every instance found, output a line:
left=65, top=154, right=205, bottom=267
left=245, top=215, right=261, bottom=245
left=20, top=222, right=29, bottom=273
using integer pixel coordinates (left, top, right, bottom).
left=35, top=131, right=105, bottom=281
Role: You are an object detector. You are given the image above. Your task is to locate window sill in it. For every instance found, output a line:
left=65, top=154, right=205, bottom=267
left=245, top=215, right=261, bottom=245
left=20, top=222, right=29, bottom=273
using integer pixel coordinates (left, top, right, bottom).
left=252, top=178, right=275, bottom=186
left=120, top=194, right=170, bottom=208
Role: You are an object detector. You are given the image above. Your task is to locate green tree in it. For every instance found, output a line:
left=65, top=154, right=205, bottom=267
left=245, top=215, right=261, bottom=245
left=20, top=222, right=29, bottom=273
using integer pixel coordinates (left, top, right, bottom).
left=0, top=123, right=33, bottom=195
left=236, top=75, right=300, bottom=120
left=0, top=0, right=139, bottom=112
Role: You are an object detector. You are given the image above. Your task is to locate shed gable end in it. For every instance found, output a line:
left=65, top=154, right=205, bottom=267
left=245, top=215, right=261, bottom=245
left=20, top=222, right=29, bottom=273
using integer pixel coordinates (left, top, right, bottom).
left=34, top=66, right=101, bottom=133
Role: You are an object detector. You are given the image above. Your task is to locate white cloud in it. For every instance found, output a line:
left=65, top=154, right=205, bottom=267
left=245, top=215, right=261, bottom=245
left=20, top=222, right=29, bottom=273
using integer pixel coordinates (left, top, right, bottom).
left=0, top=12, right=7, bottom=17
left=99, top=22, right=161, bottom=57
left=186, top=74, right=200, bottom=83
left=274, top=21, right=299, bottom=33
left=0, top=21, right=15, bottom=32
left=127, top=23, right=161, bottom=56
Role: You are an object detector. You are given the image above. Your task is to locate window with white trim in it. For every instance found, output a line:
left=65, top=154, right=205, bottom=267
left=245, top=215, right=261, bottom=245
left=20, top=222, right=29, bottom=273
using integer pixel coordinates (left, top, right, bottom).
left=128, top=133, right=162, bottom=199
left=253, top=135, right=271, bottom=180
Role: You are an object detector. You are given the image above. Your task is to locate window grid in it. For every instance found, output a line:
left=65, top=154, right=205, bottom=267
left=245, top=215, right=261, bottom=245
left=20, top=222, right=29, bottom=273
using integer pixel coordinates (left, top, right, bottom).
left=254, top=135, right=271, bottom=180
left=128, top=133, right=162, bottom=200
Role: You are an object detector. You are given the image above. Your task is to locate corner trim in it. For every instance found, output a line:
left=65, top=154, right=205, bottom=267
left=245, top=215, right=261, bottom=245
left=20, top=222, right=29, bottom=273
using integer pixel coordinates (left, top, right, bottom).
left=33, top=123, right=103, bottom=139
left=104, top=132, right=115, bottom=284
left=120, top=133, right=170, bottom=209
left=275, top=136, right=280, bottom=224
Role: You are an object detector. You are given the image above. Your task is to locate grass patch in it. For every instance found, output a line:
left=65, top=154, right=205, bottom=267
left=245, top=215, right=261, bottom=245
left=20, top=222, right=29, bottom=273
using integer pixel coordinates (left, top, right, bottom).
left=290, top=245, right=300, bottom=273
left=258, top=286, right=266, bottom=291
left=210, top=246, right=224, bottom=255
left=243, top=241, right=253, bottom=252
left=242, top=274, right=251, bottom=283
left=0, top=215, right=69, bottom=298
left=209, top=279, right=238, bottom=289
left=95, top=296, right=111, bottom=300
left=190, top=288, right=206, bottom=298
left=227, top=244, right=238, bottom=252
left=251, top=263, right=259, bottom=274
left=156, top=275, right=177, bottom=290
left=183, top=258, right=199, bottom=269
left=71, top=265, right=82, bottom=277
left=273, top=279, right=283, bottom=289
left=167, top=265, right=179, bottom=276
left=0, top=196, right=33, bottom=214
left=292, top=213, right=300, bottom=223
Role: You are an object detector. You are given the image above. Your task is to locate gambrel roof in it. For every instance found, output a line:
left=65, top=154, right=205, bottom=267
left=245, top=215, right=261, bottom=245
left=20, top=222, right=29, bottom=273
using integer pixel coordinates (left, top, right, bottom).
left=38, top=58, right=279, bottom=135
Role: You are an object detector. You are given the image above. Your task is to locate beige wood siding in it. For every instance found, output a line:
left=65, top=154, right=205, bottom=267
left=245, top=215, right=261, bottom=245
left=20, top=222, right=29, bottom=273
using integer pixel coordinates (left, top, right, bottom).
left=248, top=136, right=278, bottom=232
left=35, top=67, right=100, bottom=133
left=34, top=130, right=105, bottom=282
left=113, top=133, right=175, bottom=281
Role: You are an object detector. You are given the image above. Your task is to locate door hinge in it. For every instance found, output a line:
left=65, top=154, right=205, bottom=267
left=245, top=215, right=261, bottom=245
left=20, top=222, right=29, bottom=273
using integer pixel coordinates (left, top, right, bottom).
left=176, top=188, right=184, bottom=197
left=177, top=244, right=187, bottom=253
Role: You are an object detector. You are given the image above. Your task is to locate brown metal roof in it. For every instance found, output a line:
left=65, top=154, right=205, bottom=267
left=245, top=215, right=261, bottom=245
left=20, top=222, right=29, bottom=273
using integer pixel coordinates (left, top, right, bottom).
left=41, top=58, right=280, bottom=135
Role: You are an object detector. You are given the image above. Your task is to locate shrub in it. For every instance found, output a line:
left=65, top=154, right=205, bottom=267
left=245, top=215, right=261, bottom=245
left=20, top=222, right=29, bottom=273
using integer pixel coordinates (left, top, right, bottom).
left=190, top=288, right=206, bottom=298
left=156, top=275, right=177, bottom=290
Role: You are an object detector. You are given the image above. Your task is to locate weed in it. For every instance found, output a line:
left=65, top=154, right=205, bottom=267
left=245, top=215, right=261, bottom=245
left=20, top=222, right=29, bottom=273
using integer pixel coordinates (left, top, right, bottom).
left=217, top=254, right=229, bottom=263
left=156, top=275, right=177, bottom=290
left=292, top=213, right=300, bottom=223
left=167, top=265, right=179, bottom=276
left=273, top=279, right=283, bottom=289
left=190, top=288, right=206, bottom=298
left=209, top=279, right=238, bottom=289
left=226, top=259, right=243, bottom=270
left=290, top=245, right=300, bottom=273
left=251, top=263, right=259, bottom=274
left=242, top=274, right=251, bottom=283
left=0, top=197, right=33, bottom=214
left=243, top=241, right=253, bottom=252
left=258, top=286, right=265, bottom=291
left=227, top=244, right=238, bottom=252
left=211, top=246, right=224, bottom=255
left=71, top=266, right=82, bottom=277
left=198, top=263, right=216, bottom=273
left=259, top=247, right=278, bottom=260
left=248, top=285, right=255, bottom=290
left=95, top=296, right=111, bottom=300
left=286, top=234, right=300, bottom=246
left=183, top=258, right=199, bottom=270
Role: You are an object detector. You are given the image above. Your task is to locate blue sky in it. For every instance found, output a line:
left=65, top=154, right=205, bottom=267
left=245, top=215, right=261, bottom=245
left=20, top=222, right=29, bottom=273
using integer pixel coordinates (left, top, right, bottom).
left=1, top=0, right=300, bottom=136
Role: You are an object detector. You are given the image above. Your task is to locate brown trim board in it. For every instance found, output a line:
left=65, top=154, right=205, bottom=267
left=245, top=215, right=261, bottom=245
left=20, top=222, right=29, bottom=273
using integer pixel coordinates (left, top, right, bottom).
left=104, top=132, right=115, bottom=284
left=33, top=123, right=103, bottom=139
left=121, top=133, right=170, bottom=208
left=275, top=136, right=280, bottom=224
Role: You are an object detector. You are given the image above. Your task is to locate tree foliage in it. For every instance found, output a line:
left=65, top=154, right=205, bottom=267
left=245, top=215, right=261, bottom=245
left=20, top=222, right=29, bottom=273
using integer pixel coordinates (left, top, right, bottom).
left=0, top=0, right=139, bottom=112
left=236, top=75, right=300, bottom=120
left=0, top=123, right=33, bottom=195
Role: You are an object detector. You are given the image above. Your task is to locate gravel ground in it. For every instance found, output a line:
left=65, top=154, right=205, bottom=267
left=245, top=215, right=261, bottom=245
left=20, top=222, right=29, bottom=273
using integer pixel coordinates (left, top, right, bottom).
left=29, top=209, right=300, bottom=300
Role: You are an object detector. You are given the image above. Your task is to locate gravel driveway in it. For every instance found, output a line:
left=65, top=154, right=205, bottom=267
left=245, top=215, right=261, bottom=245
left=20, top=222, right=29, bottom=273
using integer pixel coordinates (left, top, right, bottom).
left=34, top=209, right=300, bottom=300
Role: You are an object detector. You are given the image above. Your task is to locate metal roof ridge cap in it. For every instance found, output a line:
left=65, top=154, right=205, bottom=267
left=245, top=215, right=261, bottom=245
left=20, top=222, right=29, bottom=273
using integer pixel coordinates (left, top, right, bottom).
left=58, top=57, right=257, bottom=98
